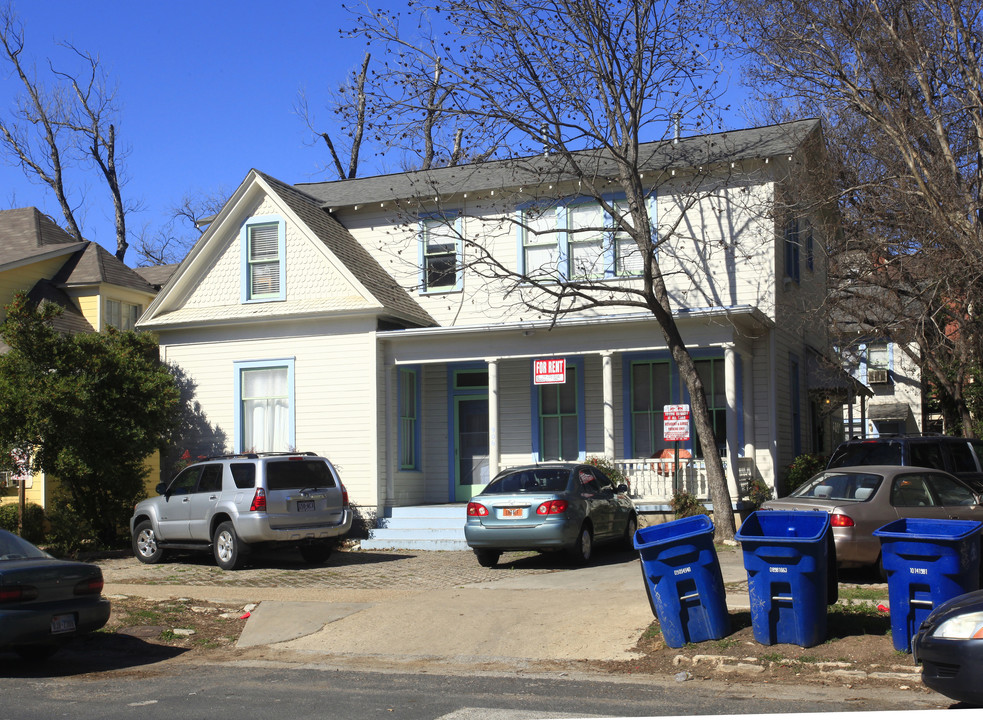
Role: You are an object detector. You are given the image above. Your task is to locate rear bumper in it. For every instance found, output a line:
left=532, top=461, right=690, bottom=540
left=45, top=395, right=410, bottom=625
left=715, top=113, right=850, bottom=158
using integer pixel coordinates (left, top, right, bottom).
left=464, top=518, right=579, bottom=550
left=235, top=507, right=353, bottom=544
left=912, top=633, right=983, bottom=704
left=0, top=597, right=111, bottom=649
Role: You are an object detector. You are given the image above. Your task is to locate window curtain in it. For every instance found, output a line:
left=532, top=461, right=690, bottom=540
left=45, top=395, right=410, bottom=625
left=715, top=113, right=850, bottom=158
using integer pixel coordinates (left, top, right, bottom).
left=241, top=367, right=289, bottom=452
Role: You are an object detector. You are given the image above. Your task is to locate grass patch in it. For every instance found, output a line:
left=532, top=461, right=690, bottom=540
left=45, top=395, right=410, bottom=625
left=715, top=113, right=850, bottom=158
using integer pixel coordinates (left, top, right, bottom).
left=642, top=622, right=662, bottom=640
left=838, top=586, right=886, bottom=602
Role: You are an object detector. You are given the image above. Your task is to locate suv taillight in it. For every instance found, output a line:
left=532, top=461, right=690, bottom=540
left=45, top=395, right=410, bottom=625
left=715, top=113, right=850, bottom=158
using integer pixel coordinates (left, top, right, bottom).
left=250, top=488, right=267, bottom=512
left=341, top=482, right=349, bottom=507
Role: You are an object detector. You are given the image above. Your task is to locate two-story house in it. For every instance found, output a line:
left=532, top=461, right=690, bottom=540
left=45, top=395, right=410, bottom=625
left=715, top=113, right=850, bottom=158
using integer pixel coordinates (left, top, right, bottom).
left=137, top=119, right=848, bottom=545
left=0, top=206, right=162, bottom=508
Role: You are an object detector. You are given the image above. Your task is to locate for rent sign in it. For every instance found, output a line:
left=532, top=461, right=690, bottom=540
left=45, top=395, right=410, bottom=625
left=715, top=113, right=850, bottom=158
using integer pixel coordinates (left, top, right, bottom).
left=533, top=358, right=566, bottom=384
left=663, top=404, right=691, bottom=442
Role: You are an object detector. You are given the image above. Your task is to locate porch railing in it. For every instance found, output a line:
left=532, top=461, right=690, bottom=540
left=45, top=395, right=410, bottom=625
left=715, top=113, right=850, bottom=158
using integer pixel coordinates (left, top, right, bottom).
left=616, top=457, right=756, bottom=504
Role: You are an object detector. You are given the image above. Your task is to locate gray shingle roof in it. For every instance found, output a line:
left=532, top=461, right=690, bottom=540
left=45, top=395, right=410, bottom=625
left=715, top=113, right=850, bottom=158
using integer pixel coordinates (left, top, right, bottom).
left=0, top=207, right=86, bottom=266
left=52, top=242, right=155, bottom=294
left=134, top=264, right=180, bottom=289
left=257, top=171, right=436, bottom=328
left=297, top=119, right=821, bottom=209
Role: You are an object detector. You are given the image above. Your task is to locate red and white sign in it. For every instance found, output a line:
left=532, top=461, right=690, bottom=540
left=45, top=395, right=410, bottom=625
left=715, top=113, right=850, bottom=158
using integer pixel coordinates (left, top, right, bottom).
left=663, top=404, right=691, bottom=442
left=533, top=358, right=566, bottom=385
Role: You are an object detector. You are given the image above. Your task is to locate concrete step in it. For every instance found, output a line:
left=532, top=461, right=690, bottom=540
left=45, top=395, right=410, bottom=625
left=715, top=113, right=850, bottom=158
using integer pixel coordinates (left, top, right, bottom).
left=362, top=504, right=469, bottom=551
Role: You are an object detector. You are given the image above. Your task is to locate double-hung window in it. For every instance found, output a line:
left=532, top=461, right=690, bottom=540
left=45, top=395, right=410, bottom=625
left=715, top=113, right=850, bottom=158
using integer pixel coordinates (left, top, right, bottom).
left=567, top=202, right=606, bottom=278
left=613, top=201, right=646, bottom=276
left=538, top=365, right=579, bottom=461
left=784, top=217, right=801, bottom=283
left=420, top=216, right=461, bottom=292
left=520, top=205, right=560, bottom=278
left=235, top=360, right=294, bottom=453
left=630, top=360, right=673, bottom=458
left=242, top=216, right=285, bottom=302
left=105, top=299, right=141, bottom=331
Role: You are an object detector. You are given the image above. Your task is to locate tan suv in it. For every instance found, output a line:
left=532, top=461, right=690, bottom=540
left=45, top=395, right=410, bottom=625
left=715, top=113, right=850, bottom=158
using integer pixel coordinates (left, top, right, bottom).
left=130, top=452, right=352, bottom=570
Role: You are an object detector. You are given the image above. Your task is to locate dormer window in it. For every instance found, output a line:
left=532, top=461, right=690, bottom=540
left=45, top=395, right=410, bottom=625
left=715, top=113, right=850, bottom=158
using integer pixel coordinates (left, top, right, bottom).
left=105, top=299, right=141, bottom=331
left=241, top=215, right=286, bottom=303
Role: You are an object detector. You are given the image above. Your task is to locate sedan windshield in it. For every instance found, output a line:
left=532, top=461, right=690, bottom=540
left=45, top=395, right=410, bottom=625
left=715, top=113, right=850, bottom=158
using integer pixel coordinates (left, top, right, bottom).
left=0, top=530, right=51, bottom=560
left=484, top=468, right=570, bottom=494
left=789, top=472, right=883, bottom=502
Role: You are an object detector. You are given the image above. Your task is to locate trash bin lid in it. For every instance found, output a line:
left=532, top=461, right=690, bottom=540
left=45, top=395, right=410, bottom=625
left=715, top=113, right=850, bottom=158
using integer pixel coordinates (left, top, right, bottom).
left=873, top=517, right=983, bottom=541
left=634, top=514, right=714, bottom=551
left=735, top=510, right=830, bottom=543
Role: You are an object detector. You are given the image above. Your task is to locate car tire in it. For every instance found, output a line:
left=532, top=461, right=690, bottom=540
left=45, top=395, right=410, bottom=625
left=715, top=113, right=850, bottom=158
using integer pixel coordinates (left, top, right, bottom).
left=622, top=513, right=638, bottom=550
left=567, top=523, right=593, bottom=565
left=132, top=520, right=165, bottom=564
left=213, top=521, right=247, bottom=571
left=474, top=549, right=501, bottom=568
left=15, top=645, right=59, bottom=662
left=299, top=542, right=334, bottom=565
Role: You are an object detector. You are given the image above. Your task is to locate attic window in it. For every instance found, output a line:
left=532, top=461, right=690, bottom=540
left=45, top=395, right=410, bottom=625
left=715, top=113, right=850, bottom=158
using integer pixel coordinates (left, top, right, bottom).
left=241, top=216, right=286, bottom=303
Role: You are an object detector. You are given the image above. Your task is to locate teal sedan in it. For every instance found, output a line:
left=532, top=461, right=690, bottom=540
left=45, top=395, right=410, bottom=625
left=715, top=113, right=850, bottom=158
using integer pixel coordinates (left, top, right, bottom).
left=464, top=463, right=637, bottom=567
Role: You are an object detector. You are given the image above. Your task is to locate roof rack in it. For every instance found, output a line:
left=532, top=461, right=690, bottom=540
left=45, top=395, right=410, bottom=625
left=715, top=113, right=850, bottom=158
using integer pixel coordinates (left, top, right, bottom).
left=202, top=451, right=318, bottom=461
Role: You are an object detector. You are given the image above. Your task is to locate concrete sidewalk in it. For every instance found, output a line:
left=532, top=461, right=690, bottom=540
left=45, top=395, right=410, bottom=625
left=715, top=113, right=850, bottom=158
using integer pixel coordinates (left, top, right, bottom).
left=103, top=546, right=757, bottom=665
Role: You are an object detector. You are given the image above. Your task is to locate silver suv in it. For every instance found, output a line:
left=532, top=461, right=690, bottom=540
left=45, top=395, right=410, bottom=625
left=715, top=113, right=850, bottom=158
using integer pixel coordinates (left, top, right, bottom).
left=130, top=452, right=352, bottom=570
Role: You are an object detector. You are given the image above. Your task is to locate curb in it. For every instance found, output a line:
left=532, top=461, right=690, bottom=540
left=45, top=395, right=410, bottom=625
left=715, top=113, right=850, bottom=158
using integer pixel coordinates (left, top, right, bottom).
left=672, top=653, right=922, bottom=683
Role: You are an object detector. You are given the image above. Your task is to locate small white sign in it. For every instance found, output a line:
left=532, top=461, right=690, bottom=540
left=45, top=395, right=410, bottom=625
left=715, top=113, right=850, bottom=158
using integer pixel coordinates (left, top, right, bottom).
left=663, top=404, right=691, bottom=442
left=533, top=358, right=566, bottom=385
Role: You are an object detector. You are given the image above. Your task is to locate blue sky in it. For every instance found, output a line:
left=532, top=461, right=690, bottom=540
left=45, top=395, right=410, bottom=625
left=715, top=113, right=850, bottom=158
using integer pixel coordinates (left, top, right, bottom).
left=0, top=1, right=748, bottom=263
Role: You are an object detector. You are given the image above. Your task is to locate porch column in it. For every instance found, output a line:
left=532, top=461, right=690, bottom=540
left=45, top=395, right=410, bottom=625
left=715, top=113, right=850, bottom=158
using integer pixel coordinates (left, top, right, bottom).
left=487, top=357, right=500, bottom=479
left=724, top=345, right=740, bottom=501
left=384, top=362, right=396, bottom=508
left=602, top=351, right=615, bottom=460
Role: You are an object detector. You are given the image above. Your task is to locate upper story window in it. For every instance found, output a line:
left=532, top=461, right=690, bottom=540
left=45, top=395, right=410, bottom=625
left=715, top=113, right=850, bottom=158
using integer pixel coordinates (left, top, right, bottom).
left=105, top=299, right=141, bottom=331
left=517, top=197, right=654, bottom=281
left=241, top=216, right=286, bottom=303
left=420, top=215, right=462, bottom=293
left=784, top=217, right=801, bottom=283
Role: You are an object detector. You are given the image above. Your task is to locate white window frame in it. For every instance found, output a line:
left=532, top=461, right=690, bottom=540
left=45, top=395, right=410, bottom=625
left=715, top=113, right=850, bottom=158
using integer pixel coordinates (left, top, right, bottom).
left=241, top=215, right=286, bottom=303
left=418, top=214, right=463, bottom=293
left=233, top=359, right=295, bottom=453
left=518, top=203, right=561, bottom=279
left=104, top=298, right=142, bottom=331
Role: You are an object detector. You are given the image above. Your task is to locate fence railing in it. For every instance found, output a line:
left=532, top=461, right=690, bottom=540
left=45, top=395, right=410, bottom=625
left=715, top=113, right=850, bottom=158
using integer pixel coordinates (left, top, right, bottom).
left=616, top=457, right=756, bottom=503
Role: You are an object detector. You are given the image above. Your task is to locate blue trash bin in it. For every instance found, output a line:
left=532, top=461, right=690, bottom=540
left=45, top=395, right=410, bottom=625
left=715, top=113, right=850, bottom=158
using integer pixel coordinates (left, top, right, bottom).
left=633, top=515, right=730, bottom=649
left=873, top=518, right=982, bottom=652
left=735, top=510, right=831, bottom=648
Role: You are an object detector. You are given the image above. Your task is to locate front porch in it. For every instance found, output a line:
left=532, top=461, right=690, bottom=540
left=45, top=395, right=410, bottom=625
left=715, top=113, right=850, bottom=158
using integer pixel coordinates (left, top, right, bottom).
left=361, top=456, right=757, bottom=550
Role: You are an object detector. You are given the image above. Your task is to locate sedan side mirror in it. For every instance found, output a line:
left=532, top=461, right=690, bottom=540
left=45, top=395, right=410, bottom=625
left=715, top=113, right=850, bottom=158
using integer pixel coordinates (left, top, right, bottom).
left=616, top=484, right=630, bottom=494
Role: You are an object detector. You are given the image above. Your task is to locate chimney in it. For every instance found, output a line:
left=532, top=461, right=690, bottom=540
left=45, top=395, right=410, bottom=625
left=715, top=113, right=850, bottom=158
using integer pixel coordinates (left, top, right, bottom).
left=672, top=113, right=683, bottom=144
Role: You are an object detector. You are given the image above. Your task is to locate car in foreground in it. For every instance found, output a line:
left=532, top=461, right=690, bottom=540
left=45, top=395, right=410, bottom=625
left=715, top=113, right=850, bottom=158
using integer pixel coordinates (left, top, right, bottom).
left=130, top=452, right=352, bottom=570
left=0, top=529, right=110, bottom=661
left=912, top=589, right=983, bottom=706
left=463, top=463, right=637, bottom=567
left=760, top=465, right=983, bottom=568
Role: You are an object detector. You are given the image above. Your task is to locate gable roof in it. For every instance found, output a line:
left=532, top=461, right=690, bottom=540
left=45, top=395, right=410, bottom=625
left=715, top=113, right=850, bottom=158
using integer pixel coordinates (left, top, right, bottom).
left=297, top=119, right=822, bottom=210
left=0, top=207, right=86, bottom=267
left=256, top=172, right=436, bottom=328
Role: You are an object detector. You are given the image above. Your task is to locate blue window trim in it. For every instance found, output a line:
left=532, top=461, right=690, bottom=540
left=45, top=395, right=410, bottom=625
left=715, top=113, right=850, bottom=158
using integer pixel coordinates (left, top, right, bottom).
left=398, top=366, right=422, bottom=471
left=529, top=356, right=586, bottom=462
left=240, top=214, right=286, bottom=303
left=233, top=358, right=296, bottom=453
left=621, top=349, right=738, bottom=459
left=418, top=213, right=463, bottom=294
left=515, top=194, right=657, bottom=281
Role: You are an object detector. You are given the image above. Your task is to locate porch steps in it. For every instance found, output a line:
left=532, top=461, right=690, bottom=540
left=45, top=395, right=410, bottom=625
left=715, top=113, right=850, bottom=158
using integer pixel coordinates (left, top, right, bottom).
left=360, top=504, right=470, bottom=551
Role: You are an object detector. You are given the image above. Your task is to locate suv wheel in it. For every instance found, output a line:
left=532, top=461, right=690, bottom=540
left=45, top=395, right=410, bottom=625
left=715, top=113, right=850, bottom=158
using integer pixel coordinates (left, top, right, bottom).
left=299, top=542, right=334, bottom=565
left=132, top=520, right=165, bottom=564
left=213, top=521, right=247, bottom=570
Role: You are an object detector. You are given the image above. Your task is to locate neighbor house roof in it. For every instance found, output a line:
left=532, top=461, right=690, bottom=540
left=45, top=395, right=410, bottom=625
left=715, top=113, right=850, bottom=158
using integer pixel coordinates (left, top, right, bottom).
left=51, top=242, right=155, bottom=294
left=0, top=207, right=86, bottom=267
left=297, top=118, right=822, bottom=210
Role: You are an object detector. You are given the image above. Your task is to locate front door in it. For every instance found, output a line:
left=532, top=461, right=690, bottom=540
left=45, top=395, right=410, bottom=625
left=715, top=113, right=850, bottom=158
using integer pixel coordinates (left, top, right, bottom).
left=455, top=396, right=489, bottom=501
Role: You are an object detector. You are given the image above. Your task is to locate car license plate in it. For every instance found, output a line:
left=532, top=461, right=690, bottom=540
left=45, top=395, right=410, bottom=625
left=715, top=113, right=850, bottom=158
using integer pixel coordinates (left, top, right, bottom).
left=502, top=507, right=523, bottom=518
left=51, top=614, right=76, bottom=634
left=297, top=500, right=315, bottom=512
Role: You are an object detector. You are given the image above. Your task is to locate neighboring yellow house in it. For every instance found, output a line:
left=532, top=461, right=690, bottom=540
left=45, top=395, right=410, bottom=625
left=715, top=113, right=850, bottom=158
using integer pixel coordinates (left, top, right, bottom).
left=0, top=207, right=171, bottom=510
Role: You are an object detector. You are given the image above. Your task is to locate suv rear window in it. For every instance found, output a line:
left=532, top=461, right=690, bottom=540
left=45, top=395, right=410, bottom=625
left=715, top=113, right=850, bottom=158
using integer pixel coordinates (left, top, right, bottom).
left=949, top=442, right=980, bottom=473
left=828, top=440, right=902, bottom=467
left=265, top=460, right=336, bottom=490
left=230, top=463, right=256, bottom=489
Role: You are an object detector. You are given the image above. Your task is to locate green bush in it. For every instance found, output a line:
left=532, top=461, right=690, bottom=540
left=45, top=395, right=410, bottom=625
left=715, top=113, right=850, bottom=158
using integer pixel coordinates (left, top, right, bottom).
left=44, top=496, right=98, bottom=556
left=670, top=490, right=709, bottom=519
left=0, top=502, right=46, bottom=544
left=586, top=456, right=630, bottom=489
left=781, top=453, right=826, bottom=497
left=745, top=477, right=773, bottom=509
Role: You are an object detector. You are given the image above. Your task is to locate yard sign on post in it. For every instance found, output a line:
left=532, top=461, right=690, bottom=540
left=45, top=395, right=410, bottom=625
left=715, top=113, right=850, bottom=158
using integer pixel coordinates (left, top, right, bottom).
left=533, top=358, right=566, bottom=385
left=663, top=404, right=690, bottom=493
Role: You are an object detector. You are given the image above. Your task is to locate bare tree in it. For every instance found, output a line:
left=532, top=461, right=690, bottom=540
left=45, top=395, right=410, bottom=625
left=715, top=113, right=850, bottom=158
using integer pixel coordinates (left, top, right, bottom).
left=726, top=0, right=983, bottom=436
left=346, top=0, right=765, bottom=540
left=0, top=3, right=132, bottom=260
left=132, top=189, right=228, bottom=267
